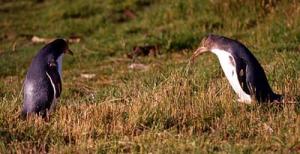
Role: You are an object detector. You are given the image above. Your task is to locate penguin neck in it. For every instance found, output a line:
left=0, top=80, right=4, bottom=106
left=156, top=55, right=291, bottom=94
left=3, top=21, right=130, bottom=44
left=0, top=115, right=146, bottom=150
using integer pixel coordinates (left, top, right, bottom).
left=210, top=48, right=231, bottom=59
left=57, top=54, right=63, bottom=77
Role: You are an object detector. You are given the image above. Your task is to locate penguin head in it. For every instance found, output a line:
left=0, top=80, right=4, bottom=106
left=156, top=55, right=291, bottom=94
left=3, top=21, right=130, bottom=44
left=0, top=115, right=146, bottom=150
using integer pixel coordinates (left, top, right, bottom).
left=191, top=34, right=231, bottom=61
left=43, top=39, right=73, bottom=59
left=191, top=35, right=215, bottom=61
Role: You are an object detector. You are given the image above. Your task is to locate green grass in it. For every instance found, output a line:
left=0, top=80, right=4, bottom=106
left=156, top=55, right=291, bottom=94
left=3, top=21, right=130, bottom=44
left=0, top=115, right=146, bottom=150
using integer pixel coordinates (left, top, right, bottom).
left=0, top=0, right=300, bottom=153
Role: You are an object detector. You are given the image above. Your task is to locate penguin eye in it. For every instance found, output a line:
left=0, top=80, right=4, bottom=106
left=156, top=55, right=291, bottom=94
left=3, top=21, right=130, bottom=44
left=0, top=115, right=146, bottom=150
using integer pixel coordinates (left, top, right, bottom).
left=48, top=59, right=57, bottom=67
left=49, top=63, right=56, bottom=67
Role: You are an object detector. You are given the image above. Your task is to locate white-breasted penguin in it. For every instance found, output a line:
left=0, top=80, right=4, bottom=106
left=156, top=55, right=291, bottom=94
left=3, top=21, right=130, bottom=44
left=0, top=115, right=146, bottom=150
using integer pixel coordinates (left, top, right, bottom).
left=191, top=34, right=282, bottom=103
left=21, top=39, right=73, bottom=118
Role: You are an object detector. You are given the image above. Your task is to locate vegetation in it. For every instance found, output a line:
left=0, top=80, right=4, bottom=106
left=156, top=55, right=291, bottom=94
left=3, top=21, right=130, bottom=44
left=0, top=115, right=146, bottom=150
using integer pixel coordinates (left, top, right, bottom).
left=0, top=0, right=299, bottom=153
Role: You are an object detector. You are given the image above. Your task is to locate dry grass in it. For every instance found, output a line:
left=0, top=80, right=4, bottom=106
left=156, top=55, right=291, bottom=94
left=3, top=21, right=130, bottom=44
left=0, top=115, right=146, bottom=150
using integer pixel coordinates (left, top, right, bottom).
left=1, top=58, right=299, bottom=153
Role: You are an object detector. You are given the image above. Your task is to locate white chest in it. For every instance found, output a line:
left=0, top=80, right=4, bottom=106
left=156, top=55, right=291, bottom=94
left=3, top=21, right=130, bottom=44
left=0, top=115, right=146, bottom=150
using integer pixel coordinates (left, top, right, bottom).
left=57, top=54, right=63, bottom=78
left=211, top=49, right=252, bottom=103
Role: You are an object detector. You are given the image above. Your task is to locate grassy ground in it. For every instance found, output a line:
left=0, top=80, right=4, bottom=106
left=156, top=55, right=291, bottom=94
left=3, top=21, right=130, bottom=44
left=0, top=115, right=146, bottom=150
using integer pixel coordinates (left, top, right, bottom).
left=0, top=0, right=300, bottom=153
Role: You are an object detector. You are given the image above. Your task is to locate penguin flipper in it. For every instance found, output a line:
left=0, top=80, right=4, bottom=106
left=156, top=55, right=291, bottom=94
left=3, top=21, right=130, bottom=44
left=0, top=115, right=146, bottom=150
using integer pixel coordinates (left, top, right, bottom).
left=245, top=64, right=258, bottom=99
left=233, top=56, right=250, bottom=95
left=46, top=60, right=62, bottom=98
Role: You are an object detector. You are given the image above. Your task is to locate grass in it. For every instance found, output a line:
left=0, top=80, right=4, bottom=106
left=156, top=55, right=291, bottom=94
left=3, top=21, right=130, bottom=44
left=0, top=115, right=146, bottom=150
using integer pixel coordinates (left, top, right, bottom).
left=0, top=0, right=300, bottom=153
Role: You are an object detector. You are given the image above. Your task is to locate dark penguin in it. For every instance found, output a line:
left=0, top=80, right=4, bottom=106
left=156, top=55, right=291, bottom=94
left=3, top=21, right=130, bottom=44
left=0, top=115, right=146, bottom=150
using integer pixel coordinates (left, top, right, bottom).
left=191, top=34, right=282, bottom=103
left=21, top=39, right=73, bottom=118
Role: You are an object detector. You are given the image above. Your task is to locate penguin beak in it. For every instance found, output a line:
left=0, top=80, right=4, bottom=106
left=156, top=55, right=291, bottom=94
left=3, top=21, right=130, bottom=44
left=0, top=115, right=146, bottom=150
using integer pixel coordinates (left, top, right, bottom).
left=65, top=48, right=73, bottom=55
left=191, top=47, right=208, bottom=62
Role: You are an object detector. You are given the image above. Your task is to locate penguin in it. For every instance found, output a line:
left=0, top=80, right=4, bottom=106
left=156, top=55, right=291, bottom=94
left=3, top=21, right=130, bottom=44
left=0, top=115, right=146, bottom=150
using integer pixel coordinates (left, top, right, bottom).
left=191, top=34, right=282, bottom=103
left=21, top=39, right=73, bottom=118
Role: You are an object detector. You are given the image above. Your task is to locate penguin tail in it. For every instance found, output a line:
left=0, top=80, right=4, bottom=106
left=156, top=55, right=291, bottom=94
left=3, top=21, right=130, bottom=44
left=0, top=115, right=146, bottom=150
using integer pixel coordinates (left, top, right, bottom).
left=20, top=108, right=31, bottom=120
left=273, top=94, right=283, bottom=102
left=267, top=93, right=283, bottom=104
left=20, top=111, right=28, bottom=120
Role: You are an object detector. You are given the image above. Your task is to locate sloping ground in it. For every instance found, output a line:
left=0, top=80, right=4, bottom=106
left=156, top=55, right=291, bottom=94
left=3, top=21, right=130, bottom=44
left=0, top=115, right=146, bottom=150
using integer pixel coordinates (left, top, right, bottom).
left=0, top=0, right=300, bottom=153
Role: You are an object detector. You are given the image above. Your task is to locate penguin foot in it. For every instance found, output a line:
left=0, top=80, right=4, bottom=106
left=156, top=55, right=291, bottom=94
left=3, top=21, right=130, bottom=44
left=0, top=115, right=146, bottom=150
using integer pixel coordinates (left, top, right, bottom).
left=237, top=98, right=252, bottom=104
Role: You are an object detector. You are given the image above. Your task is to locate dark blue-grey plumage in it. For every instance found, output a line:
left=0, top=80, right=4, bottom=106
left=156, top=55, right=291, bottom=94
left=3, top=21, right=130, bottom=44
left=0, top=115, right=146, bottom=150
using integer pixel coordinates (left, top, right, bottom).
left=192, top=34, right=282, bottom=103
left=21, top=39, right=71, bottom=118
